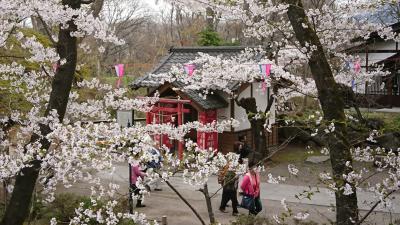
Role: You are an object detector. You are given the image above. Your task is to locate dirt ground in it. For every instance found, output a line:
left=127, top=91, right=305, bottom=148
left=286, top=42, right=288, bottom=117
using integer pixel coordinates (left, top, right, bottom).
left=1, top=144, right=398, bottom=225
left=54, top=180, right=400, bottom=225
left=263, top=144, right=386, bottom=188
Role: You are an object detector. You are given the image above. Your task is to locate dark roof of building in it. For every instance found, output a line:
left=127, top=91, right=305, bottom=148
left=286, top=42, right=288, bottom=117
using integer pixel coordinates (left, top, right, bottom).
left=131, top=46, right=249, bottom=89
left=346, top=22, right=400, bottom=52
left=130, top=46, right=254, bottom=109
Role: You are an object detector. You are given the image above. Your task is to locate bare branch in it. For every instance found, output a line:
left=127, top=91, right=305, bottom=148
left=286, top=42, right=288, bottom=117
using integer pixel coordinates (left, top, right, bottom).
left=356, top=189, right=398, bottom=225
left=34, top=11, right=57, bottom=45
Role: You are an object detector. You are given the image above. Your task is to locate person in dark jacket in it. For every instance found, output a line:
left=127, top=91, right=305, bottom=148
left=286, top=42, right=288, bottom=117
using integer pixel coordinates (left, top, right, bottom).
left=219, top=163, right=239, bottom=216
left=238, top=135, right=251, bottom=158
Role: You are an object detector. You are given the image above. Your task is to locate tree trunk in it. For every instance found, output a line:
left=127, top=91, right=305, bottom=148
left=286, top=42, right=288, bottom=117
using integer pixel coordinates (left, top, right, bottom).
left=206, top=7, right=215, bottom=30
left=91, top=0, right=104, bottom=18
left=1, top=1, right=79, bottom=224
left=236, top=97, right=268, bottom=159
left=282, top=1, right=359, bottom=224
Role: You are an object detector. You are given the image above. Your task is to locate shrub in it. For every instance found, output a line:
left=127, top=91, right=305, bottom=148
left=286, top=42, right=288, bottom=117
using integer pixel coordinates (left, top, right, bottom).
left=40, top=193, right=95, bottom=223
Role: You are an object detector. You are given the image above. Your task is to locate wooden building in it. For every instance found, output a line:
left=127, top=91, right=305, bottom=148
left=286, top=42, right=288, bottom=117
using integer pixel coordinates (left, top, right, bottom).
left=131, top=46, right=278, bottom=155
left=347, top=22, right=400, bottom=107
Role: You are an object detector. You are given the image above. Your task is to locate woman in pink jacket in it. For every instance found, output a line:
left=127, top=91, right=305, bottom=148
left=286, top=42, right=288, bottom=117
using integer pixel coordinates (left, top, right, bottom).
left=240, top=160, right=262, bottom=215
left=129, top=163, right=146, bottom=210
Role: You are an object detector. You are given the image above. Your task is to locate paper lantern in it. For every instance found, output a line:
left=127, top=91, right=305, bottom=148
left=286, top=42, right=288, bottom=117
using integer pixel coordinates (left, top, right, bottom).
left=259, top=64, right=272, bottom=78
left=184, top=64, right=196, bottom=76
left=354, top=60, right=361, bottom=73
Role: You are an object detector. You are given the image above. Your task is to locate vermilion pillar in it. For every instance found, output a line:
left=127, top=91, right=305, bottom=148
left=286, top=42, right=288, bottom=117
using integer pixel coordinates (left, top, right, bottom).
left=197, top=110, right=218, bottom=151
left=177, top=102, right=184, bottom=160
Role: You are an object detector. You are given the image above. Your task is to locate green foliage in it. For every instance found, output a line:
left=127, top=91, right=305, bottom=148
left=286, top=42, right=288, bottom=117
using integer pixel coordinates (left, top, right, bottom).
left=271, top=146, right=322, bottom=163
left=197, top=28, right=222, bottom=46
left=0, top=28, right=53, bottom=116
left=383, top=115, right=400, bottom=133
left=0, top=79, right=32, bottom=115
left=29, top=193, right=137, bottom=225
left=361, top=112, right=400, bottom=133
left=232, top=215, right=322, bottom=225
left=76, top=64, right=93, bottom=81
left=38, top=193, right=96, bottom=223
left=232, top=214, right=274, bottom=225
left=20, top=28, right=53, bottom=47
left=197, top=28, right=241, bottom=46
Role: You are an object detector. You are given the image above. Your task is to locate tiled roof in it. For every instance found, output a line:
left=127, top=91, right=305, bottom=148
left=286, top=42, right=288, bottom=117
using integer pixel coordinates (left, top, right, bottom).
left=130, top=46, right=252, bottom=109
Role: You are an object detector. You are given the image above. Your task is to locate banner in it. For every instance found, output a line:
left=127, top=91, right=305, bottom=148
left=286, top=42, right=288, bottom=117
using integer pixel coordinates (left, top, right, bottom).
left=354, top=60, right=361, bottom=73
left=259, top=64, right=272, bottom=94
left=259, top=64, right=271, bottom=78
left=184, top=64, right=196, bottom=76
left=115, top=64, right=124, bottom=88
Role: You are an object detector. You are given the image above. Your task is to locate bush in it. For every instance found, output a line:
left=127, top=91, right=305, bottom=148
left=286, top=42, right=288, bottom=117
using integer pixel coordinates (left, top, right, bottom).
left=232, top=214, right=274, bottom=225
left=33, top=193, right=136, bottom=225
left=197, top=28, right=222, bottom=46
left=40, top=193, right=95, bottom=223
left=231, top=215, right=322, bottom=225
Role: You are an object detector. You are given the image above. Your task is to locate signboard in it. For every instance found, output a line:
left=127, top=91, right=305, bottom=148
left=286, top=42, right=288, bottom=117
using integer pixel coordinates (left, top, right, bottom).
left=117, top=110, right=133, bottom=127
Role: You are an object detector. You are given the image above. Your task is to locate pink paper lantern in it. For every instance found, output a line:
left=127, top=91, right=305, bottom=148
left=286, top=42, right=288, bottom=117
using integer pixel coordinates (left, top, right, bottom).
left=184, top=64, right=196, bottom=76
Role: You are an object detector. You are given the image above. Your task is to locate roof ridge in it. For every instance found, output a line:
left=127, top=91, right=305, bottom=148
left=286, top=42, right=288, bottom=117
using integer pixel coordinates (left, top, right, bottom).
left=169, top=46, right=256, bottom=53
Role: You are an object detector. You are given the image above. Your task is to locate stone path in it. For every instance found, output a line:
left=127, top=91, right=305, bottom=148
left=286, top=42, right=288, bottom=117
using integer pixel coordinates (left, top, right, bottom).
left=96, top=162, right=400, bottom=214
left=359, top=107, right=400, bottom=113
left=56, top=162, right=400, bottom=224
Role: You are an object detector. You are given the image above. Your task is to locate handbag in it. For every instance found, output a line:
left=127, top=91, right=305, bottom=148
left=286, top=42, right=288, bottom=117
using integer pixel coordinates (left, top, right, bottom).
left=240, top=195, right=255, bottom=210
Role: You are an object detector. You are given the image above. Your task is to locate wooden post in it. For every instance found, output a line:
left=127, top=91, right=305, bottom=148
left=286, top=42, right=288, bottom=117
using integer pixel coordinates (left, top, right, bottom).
left=128, top=163, right=133, bottom=214
left=162, top=216, right=167, bottom=225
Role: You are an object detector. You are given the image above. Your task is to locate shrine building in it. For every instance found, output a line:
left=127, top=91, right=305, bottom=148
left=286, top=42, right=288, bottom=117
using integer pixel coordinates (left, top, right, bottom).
left=130, top=46, right=278, bottom=156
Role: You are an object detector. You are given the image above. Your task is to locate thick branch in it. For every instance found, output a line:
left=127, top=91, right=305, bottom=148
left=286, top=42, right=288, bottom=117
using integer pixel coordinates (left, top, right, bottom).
left=356, top=189, right=397, bottom=225
left=264, top=94, right=275, bottom=114
left=34, top=11, right=57, bottom=45
left=163, top=180, right=206, bottom=225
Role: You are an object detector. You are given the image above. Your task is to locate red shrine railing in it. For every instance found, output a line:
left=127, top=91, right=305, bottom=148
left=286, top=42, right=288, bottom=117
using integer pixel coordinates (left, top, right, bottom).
left=144, top=98, right=218, bottom=160
left=146, top=98, right=191, bottom=160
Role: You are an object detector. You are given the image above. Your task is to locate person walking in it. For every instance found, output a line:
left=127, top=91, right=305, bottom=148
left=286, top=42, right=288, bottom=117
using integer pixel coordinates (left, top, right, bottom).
left=129, top=163, right=146, bottom=211
left=240, top=160, right=262, bottom=215
left=219, top=163, right=239, bottom=216
left=236, top=135, right=251, bottom=164
left=147, top=145, right=163, bottom=191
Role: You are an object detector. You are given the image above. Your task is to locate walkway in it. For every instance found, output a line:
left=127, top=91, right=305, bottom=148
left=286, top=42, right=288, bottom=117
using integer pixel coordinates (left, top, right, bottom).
left=97, top=162, right=400, bottom=214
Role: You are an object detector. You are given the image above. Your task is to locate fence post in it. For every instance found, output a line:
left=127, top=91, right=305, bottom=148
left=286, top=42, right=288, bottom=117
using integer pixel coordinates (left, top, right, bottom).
left=162, top=215, right=167, bottom=225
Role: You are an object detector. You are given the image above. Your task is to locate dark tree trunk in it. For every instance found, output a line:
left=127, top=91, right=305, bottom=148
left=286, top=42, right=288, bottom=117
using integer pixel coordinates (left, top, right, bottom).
left=91, top=0, right=104, bottom=18
left=282, top=1, right=359, bottom=224
left=1, top=1, right=80, bottom=224
left=206, top=7, right=216, bottom=30
left=236, top=97, right=268, bottom=159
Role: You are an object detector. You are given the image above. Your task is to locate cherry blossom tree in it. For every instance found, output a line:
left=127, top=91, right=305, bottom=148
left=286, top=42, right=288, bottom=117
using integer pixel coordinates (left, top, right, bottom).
left=156, top=0, right=400, bottom=224
left=0, top=1, right=242, bottom=225
left=1, top=0, right=399, bottom=225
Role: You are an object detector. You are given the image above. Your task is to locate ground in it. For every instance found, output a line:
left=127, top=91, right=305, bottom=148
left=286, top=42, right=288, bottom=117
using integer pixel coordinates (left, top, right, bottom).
left=1, top=145, right=398, bottom=225
left=265, top=145, right=385, bottom=187
left=51, top=145, right=400, bottom=225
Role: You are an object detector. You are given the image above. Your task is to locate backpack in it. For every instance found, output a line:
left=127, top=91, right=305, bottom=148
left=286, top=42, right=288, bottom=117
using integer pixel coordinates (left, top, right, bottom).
left=218, top=164, right=229, bottom=184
